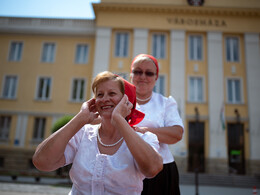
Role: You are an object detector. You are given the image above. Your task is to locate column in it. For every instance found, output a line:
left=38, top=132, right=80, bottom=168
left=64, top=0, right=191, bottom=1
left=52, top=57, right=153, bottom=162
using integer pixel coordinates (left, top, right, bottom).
left=207, top=32, right=226, bottom=158
left=14, top=114, right=28, bottom=147
left=169, top=30, right=186, bottom=157
left=92, top=27, right=112, bottom=78
left=245, top=33, right=260, bottom=160
left=133, top=28, right=148, bottom=57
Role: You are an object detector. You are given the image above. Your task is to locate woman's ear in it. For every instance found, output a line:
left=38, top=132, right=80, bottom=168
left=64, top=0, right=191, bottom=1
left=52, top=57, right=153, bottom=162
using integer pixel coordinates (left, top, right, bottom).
left=129, top=73, right=133, bottom=82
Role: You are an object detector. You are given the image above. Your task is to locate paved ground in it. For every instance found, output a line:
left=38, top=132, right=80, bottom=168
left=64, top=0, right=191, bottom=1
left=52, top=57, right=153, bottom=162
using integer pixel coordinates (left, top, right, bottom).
left=0, top=176, right=258, bottom=195
left=180, top=184, right=255, bottom=195
left=0, top=182, right=257, bottom=195
left=0, top=183, right=70, bottom=195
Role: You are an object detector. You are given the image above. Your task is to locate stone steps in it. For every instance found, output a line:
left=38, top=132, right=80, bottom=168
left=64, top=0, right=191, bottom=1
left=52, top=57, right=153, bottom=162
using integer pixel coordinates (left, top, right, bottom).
left=180, top=173, right=260, bottom=188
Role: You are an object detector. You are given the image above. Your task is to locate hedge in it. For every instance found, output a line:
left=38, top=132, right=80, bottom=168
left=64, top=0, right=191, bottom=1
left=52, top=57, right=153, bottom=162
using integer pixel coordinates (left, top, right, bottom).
left=52, top=115, right=74, bottom=133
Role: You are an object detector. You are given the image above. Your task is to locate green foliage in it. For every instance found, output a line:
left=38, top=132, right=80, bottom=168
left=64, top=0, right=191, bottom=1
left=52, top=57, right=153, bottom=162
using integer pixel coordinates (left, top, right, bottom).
left=52, top=115, right=74, bottom=133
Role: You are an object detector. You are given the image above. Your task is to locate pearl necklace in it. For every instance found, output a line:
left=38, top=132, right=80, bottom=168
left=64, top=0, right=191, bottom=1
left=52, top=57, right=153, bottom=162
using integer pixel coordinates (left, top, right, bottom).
left=136, top=94, right=152, bottom=102
left=97, top=129, right=123, bottom=147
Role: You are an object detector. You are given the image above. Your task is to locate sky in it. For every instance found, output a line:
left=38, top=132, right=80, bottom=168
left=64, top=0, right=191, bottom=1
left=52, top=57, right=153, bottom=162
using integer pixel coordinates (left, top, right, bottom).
left=0, top=0, right=101, bottom=19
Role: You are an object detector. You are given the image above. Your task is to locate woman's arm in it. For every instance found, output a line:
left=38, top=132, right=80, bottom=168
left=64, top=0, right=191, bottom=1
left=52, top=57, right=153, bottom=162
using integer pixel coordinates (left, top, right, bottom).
left=33, top=98, right=98, bottom=172
left=135, top=125, right=183, bottom=144
left=111, top=95, right=163, bottom=178
left=135, top=96, right=184, bottom=144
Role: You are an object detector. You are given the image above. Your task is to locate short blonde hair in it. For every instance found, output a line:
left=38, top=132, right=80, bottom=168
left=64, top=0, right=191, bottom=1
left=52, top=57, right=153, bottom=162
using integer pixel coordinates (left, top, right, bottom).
left=132, top=55, right=155, bottom=68
left=92, top=71, right=125, bottom=97
left=131, top=54, right=159, bottom=79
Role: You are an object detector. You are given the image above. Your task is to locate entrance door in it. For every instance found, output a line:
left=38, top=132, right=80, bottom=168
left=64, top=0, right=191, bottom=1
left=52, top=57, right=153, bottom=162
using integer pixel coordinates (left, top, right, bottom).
left=227, top=123, right=245, bottom=175
left=188, top=121, right=205, bottom=173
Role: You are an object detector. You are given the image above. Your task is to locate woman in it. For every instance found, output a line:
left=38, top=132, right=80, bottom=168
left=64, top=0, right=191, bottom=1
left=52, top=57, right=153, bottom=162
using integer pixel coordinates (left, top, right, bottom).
left=130, top=54, right=184, bottom=195
left=33, top=71, right=163, bottom=195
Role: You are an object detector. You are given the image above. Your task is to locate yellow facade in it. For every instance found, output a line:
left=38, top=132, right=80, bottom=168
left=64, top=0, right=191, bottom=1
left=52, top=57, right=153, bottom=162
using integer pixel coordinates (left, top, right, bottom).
left=0, top=0, right=259, bottom=176
left=0, top=33, right=96, bottom=170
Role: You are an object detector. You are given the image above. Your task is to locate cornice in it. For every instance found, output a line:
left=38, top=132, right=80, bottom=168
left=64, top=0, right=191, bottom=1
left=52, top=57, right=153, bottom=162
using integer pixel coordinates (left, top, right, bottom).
left=0, top=17, right=96, bottom=35
left=93, top=3, right=260, bottom=18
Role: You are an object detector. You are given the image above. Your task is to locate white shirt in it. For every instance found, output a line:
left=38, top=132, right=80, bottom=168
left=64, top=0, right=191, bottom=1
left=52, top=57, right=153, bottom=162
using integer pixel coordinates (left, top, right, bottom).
left=136, top=92, right=184, bottom=164
left=64, top=124, right=160, bottom=195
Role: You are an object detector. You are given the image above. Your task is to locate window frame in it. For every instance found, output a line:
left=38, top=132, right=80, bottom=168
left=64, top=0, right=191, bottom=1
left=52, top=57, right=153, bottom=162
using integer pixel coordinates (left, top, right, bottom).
left=114, top=32, right=130, bottom=58
left=188, top=35, right=203, bottom=61
left=0, top=116, right=11, bottom=142
left=188, top=76, right=205, bottom=103
left=151, top=33, right=167, bottom=59
left=70, top=78, right=87, bottom=102
left=1, top=75, right=18, bottom=99
left=35, top=76, right=52, bottom=101
left=226, top=77, right=243, bottom=104
left=114, top=72, right=128, bottom=81
left=225, top=36, right=240, bottom=63
left=75, top=44, right=89, bottom=64
left=41, top=42, right=56, bottom=63
left=8, top=41, right=23, bottom=62
left=153, top=74, right=166, bottom=96
left=32, top=117, right=46, bottom=142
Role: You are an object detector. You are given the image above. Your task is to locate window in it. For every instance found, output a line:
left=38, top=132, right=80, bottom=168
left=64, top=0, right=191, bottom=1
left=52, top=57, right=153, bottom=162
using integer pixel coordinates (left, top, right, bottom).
left=188, top=77, right=203, bottom=102
left=75, top=44, right=89, bottom=64
left=71, top=78, right=86, bottom=102
left=189, top=35, right=203, bottom=61
left=8, top=41, right=23, bottom=61
left=36, top=77, right=52, bottom=100
left=114, top=72, right=128, bottom=80
left=115, top=32, right=129, bottom=57
left=152, top=33, right=166, bottom=59
left=32, top=117, right=46, bottom=141
left=2, top=75, right=18, bottom=99
left=0, top=116, right=11, bottom=141
left=41, top=43, right=56, bottom=63
left=227, top=78, right=242, bottom=103
left=153, top=75, right=166, bottom=96
left=225, top=37, right=239, bottom=62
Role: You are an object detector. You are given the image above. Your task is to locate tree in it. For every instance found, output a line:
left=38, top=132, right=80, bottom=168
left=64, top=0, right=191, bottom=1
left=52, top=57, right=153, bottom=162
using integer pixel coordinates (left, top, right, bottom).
left=51, top=115, right=74, bottom=178
left=52, top=115, right=74, bottom=133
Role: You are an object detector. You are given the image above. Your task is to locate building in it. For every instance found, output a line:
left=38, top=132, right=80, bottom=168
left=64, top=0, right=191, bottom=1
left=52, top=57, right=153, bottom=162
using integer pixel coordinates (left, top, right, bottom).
left=0, top=0, right=260, bottom=176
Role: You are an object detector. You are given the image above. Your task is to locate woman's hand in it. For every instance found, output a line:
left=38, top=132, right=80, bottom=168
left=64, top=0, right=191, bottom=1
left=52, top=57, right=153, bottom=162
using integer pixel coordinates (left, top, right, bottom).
left=80, top=98, right=99, bottom=124
left=135, top=125, right=183, bottom=144
left=134, top=126, right=149, bottom=134
left=111, top=94, right=132, bottom=125
left=33, top=98, right=99, bottom=172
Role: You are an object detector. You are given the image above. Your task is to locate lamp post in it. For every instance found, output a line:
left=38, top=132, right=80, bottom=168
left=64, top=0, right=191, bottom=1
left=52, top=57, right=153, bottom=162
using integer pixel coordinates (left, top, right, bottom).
left=195, top=167, right=199, bottom=195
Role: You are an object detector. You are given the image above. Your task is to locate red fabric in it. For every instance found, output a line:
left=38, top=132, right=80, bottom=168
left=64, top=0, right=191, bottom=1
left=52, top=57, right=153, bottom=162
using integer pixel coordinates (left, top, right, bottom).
left=131, top=54, right=159, bottom=79
left=117, top=76, right=145, bottom=126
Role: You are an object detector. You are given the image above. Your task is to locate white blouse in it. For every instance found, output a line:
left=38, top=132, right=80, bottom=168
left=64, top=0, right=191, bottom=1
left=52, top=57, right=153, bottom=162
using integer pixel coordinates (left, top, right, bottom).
left=135, top=92, right=184, bottom=164
left=64, top=124, right=160, bottom=195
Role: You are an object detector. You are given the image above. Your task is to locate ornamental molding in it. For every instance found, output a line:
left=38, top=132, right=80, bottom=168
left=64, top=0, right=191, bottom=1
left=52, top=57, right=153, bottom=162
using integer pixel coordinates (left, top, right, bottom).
left=93, top=3, right=260, bottom=18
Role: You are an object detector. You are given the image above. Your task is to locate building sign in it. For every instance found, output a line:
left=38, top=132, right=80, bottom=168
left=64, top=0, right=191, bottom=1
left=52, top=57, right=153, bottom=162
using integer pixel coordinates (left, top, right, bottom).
left=167, top=17, right=227, bottom=27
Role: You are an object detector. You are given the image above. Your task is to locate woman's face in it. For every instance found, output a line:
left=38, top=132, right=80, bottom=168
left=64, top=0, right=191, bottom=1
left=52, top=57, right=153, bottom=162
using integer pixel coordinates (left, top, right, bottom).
left=95, top=79, right=123, bottom=118
left=130, top=60, right=157, bottom=96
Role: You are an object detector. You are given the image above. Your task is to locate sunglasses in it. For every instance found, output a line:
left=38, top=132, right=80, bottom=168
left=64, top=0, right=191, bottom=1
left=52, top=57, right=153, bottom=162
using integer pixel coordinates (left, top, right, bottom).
left=132, top=70, right=156, bottom=77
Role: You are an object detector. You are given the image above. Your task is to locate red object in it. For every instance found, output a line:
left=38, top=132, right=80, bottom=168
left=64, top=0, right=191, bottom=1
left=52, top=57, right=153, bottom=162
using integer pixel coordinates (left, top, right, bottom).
left=131, top=54, right=159, bottom=79
left=253, top=186, right=258, bottom=194
left=120, top=77, right=145, bottom=126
